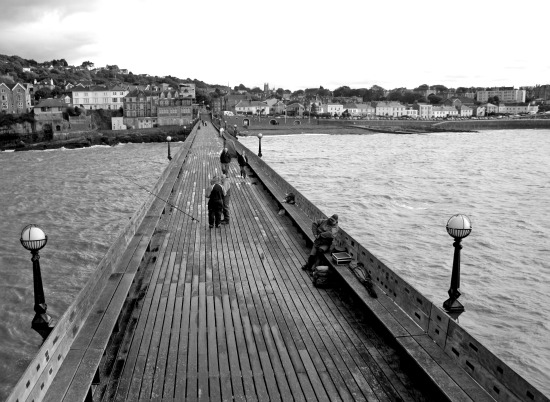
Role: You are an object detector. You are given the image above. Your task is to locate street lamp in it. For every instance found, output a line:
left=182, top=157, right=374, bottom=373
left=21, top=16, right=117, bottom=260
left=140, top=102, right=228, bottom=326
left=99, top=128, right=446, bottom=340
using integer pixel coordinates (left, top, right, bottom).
left=257, top=133, right=263, bottom=158
left=20, top=224, right=55, bottom=340
left=443, top=214, right=472, bottom=319
left=166, top=136, right=172, bottom=161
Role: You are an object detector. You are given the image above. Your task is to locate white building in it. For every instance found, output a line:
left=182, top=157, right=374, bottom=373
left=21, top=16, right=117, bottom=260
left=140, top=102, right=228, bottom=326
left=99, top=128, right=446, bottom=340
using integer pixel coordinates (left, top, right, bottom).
left=476, top=89, right=526, bottom=103
left=321, top=103, right=344, bottom=116
left=72, top=85, right=129, bottom=110
left=111, top=116, right=126, bottom=130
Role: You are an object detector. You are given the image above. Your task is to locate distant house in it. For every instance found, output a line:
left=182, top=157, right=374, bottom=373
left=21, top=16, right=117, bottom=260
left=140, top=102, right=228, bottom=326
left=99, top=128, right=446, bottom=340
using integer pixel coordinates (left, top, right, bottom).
left=442, top=96, right=476, bottom=108
left=484, top=103, right=499, bottom=114
left=343, top=103, right=360, bottom=116
left=111, top=116, right=126, bottom=130
left=499, top=102, right=538, bottom=114
left=321, top=103, right=344, bottom=116
left=457, top=105, right=472, bottom=117
left=356, top=103, right=375, bottom=117
left=0, top=82, right=32, bottom=114
left=432, top=105, right=458, bottom=118
left=372, top=101, right=406, bottom=117
left=33, top=97, right=92, bottom=134
left=235, top=100, right=269, bottom=115
left=412, top=103, right=433, bottom=118
left=72, top=85, right=129, bottom=110
left=286, top=103, right=305, bottom=117
left=270, top=100, right=286, bottom=115
left=472, top=105, right=486, bottom=117
left=225, top=94, right=252, bottom=113
left=34, top=78, right=55, bottom=90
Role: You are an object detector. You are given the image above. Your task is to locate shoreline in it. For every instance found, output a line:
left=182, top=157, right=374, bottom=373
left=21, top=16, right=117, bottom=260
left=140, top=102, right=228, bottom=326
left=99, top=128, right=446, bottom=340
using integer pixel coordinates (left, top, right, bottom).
left=3, top=118, right=549, bottom=152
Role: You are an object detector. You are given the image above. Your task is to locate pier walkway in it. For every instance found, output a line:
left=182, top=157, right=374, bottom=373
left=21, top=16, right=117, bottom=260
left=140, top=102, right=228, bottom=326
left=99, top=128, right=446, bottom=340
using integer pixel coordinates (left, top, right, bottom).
left=52, top=122, right=433, bottom=401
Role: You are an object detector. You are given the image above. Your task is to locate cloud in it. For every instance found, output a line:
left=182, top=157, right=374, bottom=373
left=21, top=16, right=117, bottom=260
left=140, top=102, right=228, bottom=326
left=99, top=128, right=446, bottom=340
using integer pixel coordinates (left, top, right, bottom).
left=0, top=0, right=97, bottom=24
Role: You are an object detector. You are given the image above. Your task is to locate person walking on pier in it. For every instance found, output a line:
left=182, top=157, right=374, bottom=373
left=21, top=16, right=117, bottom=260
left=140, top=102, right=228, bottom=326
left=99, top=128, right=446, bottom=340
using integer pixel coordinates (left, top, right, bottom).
left=206, top=176, right=225, bottom=228
left=220, top=147, right=232, bottom=175
left=221, top=174, right=231, bottom=225
left=301, top=214, right=339, bottom=272
left=237, top=150, right=248, bottom=179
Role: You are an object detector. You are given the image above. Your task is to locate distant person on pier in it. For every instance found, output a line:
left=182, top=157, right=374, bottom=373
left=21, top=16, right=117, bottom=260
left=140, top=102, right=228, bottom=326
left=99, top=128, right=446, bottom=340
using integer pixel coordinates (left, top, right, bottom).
left=221, top=174, right=231, bottom=225
left=237, top=150, right=248, bottom=179
left=220, top=147, right=232, bottom=175
left=206, top=175, right=225, bottom=228
left=301, top=214, right=339, bottom=272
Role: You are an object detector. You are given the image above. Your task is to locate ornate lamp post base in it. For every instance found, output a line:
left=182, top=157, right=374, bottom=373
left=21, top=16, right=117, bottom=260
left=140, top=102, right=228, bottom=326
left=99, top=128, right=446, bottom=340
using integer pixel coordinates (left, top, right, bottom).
left=443, top=298, right=465, bottom=320
left=32, top=309, right=55, bottom=340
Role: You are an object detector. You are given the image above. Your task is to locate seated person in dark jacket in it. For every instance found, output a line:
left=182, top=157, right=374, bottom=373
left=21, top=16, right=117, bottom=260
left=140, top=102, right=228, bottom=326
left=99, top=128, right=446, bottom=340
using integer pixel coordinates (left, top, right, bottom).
left=301, top=214, right=339, bottom=271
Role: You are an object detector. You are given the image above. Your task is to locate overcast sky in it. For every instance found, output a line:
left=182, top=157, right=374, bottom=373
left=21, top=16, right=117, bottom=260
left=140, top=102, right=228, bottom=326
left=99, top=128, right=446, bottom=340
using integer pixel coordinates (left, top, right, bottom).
left=1, top=0, right=548, bottom=91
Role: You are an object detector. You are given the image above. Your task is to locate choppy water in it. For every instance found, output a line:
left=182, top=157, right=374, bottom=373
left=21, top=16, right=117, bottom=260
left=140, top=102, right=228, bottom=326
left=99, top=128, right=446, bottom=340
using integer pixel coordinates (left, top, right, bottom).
left=240, top=129, right=550, bottom=397
left=0, top=130, right=549, bottom=399
left=0, top=143, right=179, bottom=400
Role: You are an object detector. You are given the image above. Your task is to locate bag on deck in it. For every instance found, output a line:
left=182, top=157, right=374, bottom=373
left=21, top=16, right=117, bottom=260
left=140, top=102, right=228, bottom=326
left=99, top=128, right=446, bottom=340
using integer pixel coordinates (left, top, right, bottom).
left=311, top=265, right=331, bottom=288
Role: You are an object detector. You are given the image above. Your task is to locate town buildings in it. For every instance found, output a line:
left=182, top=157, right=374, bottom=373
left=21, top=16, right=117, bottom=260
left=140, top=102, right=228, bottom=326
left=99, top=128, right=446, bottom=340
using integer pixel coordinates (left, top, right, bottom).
left=123, top=88, right=194, bottom=129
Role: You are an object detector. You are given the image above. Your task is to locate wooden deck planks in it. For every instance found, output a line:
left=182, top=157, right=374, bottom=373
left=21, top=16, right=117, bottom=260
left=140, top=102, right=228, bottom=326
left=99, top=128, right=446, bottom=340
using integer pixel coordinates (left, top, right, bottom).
left=102, top=122, right=434, bottom=402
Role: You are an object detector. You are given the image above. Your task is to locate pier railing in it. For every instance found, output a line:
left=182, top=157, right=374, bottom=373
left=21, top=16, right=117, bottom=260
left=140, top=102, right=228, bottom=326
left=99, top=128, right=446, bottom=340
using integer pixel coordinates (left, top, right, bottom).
left=6, top=128, right=198, bottom=402
left=215, top=125, right=548, bottom=402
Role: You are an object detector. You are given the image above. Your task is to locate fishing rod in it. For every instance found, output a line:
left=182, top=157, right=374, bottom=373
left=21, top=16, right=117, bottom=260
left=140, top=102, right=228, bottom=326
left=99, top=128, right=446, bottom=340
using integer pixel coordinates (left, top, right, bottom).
left=114, top=172, right=199, bottom=222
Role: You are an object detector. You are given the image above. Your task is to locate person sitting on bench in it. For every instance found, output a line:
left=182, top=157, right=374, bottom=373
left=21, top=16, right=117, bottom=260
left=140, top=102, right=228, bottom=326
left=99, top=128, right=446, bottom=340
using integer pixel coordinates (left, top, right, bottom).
left=301, top=214, right=339, bottom=272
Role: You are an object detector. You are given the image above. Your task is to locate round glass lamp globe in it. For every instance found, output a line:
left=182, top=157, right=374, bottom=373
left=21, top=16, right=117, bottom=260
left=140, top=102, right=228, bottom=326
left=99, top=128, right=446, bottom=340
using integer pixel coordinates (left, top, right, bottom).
left=446, top=214, right=472, bottom=239
left=166, top=136, right=172, bottom=142
left=20, top=224, right=48, bottom=251
left=257, top=133, right=263, bottom=139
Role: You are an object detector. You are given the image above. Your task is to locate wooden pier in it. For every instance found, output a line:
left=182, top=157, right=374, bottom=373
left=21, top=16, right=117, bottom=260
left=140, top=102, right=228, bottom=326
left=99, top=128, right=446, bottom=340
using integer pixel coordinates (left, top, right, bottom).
left=8, top=119, right=549, bottom=402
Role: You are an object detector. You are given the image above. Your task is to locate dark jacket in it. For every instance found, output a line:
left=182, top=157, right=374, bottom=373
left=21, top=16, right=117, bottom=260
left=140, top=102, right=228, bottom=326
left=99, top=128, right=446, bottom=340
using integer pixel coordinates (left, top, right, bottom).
left=207, top=183, right=224, bottom=209
left=237, top=153, right=248, bottom=166
left=220, top=150, right=232, bottom=164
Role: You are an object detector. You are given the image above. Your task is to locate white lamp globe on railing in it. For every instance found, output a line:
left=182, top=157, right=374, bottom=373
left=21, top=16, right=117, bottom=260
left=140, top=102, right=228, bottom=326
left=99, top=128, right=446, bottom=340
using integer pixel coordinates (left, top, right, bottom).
left=20, top=224, right=47, bottom=251
left=443, top=214, right=472, bottom=319
left=20, top=224, right=55, bottom=339
left=257, top=133, right=263, bottom=158
left=166, top=136, right=172, bottom=161
left=446, top=214, right=472, bottom=239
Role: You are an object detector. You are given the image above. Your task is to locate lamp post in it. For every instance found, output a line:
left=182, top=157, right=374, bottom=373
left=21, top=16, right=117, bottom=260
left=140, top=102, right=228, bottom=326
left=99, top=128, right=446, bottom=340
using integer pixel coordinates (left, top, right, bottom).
left=443, top=214, right=472, bottom=319
left=20, top=224, right=55, bottom=340
left=257, top=133, right=263, bottom=158
left=166, top=136, right=172, bottom=161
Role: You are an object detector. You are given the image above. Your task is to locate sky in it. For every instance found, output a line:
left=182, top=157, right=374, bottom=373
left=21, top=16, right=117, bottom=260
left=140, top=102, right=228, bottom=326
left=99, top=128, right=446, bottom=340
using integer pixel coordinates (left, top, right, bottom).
left=1, top=0, right=548, bottom=92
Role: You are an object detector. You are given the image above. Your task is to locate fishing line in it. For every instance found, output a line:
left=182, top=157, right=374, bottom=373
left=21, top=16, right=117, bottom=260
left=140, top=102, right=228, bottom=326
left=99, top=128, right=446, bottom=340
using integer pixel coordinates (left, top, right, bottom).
left=114, top=172, right=199, bottom=222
